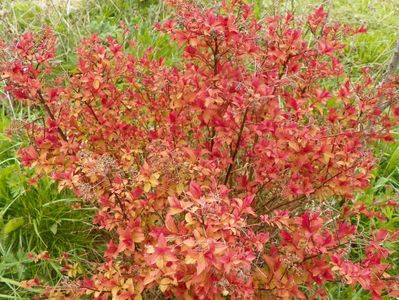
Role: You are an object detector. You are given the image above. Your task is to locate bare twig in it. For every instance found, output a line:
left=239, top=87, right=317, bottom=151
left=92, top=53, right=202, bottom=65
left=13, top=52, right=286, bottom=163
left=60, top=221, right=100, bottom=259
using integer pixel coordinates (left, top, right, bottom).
left=224, top=106, right=249, bottom=185
left=384, top=40, right=399, bottom=82
left=378, top=40, right=399, bottom=110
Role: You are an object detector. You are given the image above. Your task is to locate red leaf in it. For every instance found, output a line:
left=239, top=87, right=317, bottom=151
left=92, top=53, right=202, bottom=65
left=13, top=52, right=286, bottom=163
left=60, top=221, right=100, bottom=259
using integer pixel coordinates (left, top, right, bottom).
left=189, top=181, right=202, bottom=199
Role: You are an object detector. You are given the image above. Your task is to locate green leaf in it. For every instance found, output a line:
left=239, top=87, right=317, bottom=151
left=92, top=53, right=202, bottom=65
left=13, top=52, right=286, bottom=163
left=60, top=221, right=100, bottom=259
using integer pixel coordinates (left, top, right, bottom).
left=385, top=143, right=399, bottom=175
left=33, top=219, right=46, bottom=247
left=50, top=223, right=58, bottom=235
left=326, top=97, right=337, bottom=108
left=3, top=217, right=24, bottom=235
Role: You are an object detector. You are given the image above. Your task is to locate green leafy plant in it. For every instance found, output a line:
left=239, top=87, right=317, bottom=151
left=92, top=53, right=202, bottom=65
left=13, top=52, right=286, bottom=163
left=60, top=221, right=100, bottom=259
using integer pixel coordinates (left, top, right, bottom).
left=0, top=116, right=103, bottom=298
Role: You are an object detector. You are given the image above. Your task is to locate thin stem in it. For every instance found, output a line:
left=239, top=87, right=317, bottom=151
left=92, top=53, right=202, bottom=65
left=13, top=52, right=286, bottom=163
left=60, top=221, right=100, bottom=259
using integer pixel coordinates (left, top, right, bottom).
left=106, top=174, right=128, bottom=221
left=37, top=91, right=68, bottom=141
left=84, top=101, right=101, bottom=124
left=265, top=159, right=360, bottom=214
left=224, top=106, right=249, bottom=185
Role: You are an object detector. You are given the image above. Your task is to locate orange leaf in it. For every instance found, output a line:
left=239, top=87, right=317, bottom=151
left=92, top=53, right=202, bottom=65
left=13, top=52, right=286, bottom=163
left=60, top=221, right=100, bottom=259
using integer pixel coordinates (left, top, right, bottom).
left=196, top=254, right=207, bottom=275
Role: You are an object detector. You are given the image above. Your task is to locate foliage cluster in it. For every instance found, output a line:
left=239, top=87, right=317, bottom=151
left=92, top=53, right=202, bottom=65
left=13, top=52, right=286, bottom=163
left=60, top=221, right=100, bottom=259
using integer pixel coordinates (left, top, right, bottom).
left=1, top=0, right=399, bottom=299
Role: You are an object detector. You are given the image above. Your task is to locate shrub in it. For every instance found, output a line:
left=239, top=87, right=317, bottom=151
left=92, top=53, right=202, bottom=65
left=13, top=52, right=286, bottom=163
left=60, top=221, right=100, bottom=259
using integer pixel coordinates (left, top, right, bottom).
left=1, top=0, right=399, bottom=299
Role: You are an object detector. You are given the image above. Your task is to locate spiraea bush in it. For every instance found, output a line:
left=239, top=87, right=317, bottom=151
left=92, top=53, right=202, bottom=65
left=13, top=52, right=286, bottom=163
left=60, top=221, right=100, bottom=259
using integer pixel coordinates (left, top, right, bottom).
left=1, top=0, right=399, bottom=299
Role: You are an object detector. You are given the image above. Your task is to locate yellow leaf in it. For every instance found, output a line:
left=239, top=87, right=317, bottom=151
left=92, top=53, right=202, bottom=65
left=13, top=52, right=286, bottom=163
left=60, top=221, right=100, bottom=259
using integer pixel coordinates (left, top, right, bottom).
left=323, top=152, right=334, bottom=163
left=288, top=141, right=300, bottom=152
left=382, top=272, right=391, bottom=278
left=176, top=182, right=185, bottom=195
left=93, top=79, right=100, bottom=90
left=182, top=239, right=196, bottom=247
left=132, top=231, right=145, bottom=243
left=185, top=213, right=194, bottom=225
left=331, top=266, right=340, bottom=272
left=159, top=284, right=168, bottom=293
left=111, top=286, right=119, bottom=298
left=159, top=278, right=173, bottom=292
left=196, top=254, right=207, bottom=275
left=144, top=182, right=152, bottom=193
left=149, top=173, right=160, bottom=187
left=67, top=263, right=82, bottom=278
left=156, top=256, right=165, bottom=269
left=185, top=255, right=197, bottom=264
left=168, top=207, right=183, bottom=215
left=143, top=270, right=158, bottom=285
left=189, top=38, right=198, bottom=47
left=89, top=174, right=98, bottom=183
left=147, top=214, right=160, bottom=225
left=152, top=172, right=161, bottom=180
left=122, top=278, right=135, bottom=292
left=171, top=93, right=184, bottom=109
left=165, top=215, right=177, bottom=233
left=149, top=178, right=159, bottom=187
left=134, top=295, right=143, bottom=300
left=203, top=109, right=213, bottom=123
left=145, top=245, right=155, bottom=254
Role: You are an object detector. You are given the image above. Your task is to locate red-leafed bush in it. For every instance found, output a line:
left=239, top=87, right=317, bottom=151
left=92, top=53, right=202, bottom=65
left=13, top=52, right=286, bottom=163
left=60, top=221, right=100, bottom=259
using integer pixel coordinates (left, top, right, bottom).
left=1, top=1, right=399, bottom=299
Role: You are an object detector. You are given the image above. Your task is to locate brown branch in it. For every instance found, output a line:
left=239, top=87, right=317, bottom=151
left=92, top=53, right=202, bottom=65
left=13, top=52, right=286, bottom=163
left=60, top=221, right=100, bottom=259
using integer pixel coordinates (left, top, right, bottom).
left=384, top=40, right=399, bottom=82
left=113, top=192, right=128, bottom=221
left=209, top=127, right=216, bottom=152
left=264, top=159, right=360, bottom=214
left=37, top=91, right=68, bottom=141
left=106, top=174, right=128, bottom=221
left=224, top=106, right=249, bottom=185
left=84, top=101, right=101, bottom=124
left=107, top=176, right=128, bottom=221
left=379, top=40, right=399, bottom=110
